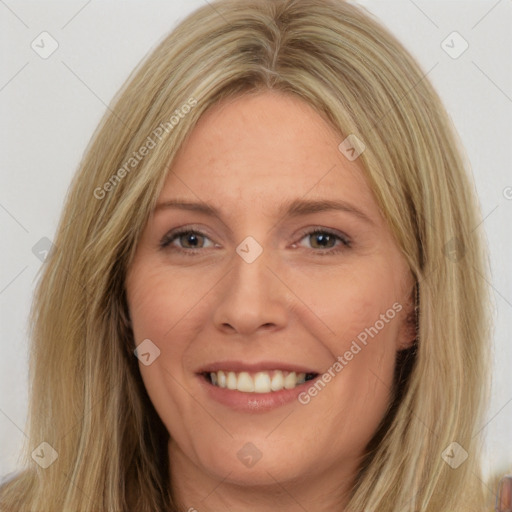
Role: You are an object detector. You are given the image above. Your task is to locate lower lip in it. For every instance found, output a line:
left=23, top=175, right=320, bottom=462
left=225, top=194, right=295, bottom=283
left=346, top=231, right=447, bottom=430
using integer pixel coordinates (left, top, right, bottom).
left=198, top=374, right=319, bottom=413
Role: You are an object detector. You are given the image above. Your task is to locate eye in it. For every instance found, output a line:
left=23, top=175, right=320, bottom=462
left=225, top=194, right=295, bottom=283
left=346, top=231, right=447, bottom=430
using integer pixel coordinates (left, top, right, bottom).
left=293, top=227, right=351, bottom=255
left=159, top=226, right=351, bottom=256
left=160, top=228, right=216, bottom=253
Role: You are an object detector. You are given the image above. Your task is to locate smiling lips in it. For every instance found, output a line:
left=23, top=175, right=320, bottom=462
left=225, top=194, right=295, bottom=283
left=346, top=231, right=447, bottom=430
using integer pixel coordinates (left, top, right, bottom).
left=197, top=362, right=321, bottom=412
left=204, top=369, right=318, bottom=393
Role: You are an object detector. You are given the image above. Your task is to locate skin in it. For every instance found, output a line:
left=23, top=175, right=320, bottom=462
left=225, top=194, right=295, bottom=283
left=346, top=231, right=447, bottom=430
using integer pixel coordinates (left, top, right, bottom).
left=125, top=90, right=416, bottom=512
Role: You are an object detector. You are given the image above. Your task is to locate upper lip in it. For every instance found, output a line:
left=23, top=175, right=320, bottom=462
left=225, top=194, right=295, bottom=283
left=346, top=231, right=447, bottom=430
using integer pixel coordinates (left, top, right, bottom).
left=196, top=360, right=319, bottom=374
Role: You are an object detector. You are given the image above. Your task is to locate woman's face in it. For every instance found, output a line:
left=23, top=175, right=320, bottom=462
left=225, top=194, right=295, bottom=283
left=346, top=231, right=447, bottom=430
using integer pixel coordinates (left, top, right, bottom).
left=125, top=91, right=415, bottom=498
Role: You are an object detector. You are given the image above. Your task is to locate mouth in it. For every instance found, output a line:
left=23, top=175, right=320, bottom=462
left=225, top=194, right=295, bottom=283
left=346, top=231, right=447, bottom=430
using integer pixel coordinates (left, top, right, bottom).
left=201, top=370, right=319, bottom=393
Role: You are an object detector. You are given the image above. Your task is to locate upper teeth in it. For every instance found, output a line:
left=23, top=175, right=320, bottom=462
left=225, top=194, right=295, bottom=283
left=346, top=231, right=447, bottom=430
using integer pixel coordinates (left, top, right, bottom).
left=209, top=370, right=307, bottom=393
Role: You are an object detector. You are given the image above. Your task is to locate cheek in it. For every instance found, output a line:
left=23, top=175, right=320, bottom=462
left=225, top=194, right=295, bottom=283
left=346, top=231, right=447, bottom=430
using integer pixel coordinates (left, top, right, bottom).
left=126, top=265, right=210, bottom=442
left=127, top=263, right=212, bottom=347
left=301, top=304, right=400, bottom=462
left=294, top=261, right=403, bottom=426
left=293, top=258, right=405, bottom=352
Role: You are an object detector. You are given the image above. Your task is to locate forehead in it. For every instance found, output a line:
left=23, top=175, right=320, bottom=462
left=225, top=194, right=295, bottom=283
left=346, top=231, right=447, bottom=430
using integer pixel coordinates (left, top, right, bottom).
left=159, top=91, right=379, bottom=219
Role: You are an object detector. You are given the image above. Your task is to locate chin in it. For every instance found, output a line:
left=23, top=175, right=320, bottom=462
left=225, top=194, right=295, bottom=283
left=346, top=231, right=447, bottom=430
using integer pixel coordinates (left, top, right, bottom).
left=196, top=438, right=310, bottom=486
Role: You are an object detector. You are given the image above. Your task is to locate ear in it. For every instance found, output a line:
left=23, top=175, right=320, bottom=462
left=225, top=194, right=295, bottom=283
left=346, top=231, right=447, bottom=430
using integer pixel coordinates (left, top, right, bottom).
left=396, top=283, right=418, bottom=350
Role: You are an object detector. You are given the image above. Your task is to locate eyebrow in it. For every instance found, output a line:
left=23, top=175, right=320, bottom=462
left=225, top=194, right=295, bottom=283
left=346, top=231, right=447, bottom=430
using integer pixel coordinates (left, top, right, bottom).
left=154, top=197, right=374, bottom=225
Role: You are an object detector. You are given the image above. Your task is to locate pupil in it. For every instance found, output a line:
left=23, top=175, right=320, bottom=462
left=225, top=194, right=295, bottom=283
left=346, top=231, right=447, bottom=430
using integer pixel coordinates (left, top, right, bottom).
left=314, top=233, right=332, bottom=248
left=183, top=233, right=200, bottom=247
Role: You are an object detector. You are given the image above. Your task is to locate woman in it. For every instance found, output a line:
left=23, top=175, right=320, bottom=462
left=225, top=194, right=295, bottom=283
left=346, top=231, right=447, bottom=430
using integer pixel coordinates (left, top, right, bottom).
left=0, top=0, right=509, bottom=510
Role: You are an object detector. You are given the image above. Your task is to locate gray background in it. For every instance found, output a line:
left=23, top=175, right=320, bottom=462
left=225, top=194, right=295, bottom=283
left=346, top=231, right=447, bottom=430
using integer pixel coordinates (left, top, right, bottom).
left=1, top=0, right=511, bottom=483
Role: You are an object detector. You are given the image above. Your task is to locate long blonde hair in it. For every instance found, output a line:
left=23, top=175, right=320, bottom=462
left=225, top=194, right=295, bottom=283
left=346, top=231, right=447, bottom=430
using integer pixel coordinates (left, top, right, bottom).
left=0, top=0, right=503, bottom=510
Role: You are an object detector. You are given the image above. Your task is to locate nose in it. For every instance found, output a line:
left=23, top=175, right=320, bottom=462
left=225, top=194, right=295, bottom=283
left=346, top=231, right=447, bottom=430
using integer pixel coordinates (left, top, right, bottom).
left=212, top=245, right=289, bottom=337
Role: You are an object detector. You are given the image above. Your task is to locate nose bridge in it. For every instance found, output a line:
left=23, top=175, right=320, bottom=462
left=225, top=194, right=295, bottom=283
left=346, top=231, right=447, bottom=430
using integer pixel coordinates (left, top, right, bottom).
left=213, top=241, right=288, bottom=335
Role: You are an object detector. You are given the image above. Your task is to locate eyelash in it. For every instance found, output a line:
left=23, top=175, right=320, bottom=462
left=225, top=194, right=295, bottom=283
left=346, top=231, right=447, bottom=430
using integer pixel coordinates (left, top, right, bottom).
left=159, top=226, right=352, bottom=256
